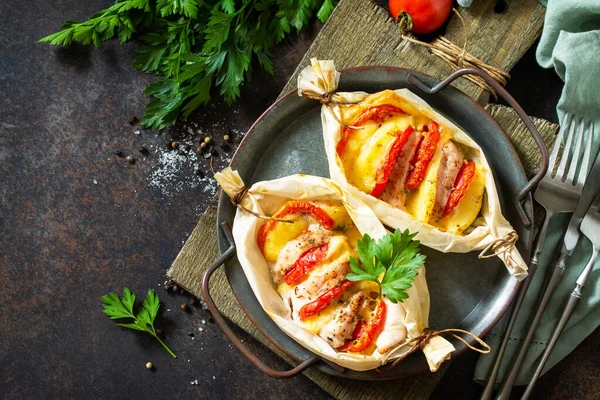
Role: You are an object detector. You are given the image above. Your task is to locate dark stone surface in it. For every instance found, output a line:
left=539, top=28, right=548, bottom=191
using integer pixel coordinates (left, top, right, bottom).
left=0, top=0, right=597, bottom=399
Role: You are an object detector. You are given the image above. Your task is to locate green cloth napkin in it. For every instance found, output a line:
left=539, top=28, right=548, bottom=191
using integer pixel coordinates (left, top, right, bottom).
left=474, top=0, right=600, bottom=386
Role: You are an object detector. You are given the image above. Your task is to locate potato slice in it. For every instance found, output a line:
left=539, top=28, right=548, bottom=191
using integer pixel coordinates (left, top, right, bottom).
left=435, top=162, right=486, bottom=234
left=342, top=114, right=413, bottom=193
left=405, top=131, right=453, bottom=223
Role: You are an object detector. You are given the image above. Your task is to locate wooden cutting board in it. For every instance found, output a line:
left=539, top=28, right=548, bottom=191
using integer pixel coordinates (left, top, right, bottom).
left=282, top=0, right=545, bottom=104
left=168, top=0, right=550, bottom=398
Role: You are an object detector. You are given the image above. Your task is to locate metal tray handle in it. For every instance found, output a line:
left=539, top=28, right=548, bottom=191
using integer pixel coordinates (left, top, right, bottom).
left=407, top=67, right=550, bottom=227
left=201, top=221, right=320, bottom=378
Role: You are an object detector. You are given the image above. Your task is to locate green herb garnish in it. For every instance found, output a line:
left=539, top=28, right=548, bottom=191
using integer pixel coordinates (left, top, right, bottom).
left=39, top=0, right=337, bottom=130
left=102, top=288, right=176, bottom=358
left=346, top=229, right=425, bottom=303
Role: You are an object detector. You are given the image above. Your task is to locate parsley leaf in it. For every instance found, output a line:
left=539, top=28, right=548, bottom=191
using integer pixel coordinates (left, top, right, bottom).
left=346, top=229, right=426, bottom=304
left=40, top=0, right=337, bottom=130
left=102, top=288, right=177, bottom=358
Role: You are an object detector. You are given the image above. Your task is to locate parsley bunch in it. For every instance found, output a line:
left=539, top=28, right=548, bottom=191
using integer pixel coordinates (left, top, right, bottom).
left=102, top=288, right=177, bottom=358
left=347, top=229, right=426, bottom=303
left=39, top=0, right=337, bottom=130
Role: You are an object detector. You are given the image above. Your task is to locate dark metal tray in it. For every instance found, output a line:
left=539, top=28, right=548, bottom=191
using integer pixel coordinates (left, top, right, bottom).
left=203, top=67, right=548, bottom=380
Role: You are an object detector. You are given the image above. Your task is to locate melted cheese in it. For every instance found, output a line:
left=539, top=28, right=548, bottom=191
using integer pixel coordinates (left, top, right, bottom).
left=342, top=115, right=414, bottom=193
left=302, top=304, right=341, bottom=334
left=262, top=216, right=309, bottom=262
left=435, top=162, right=486, bottom=234
left=312, top=200, right=352, bottom=229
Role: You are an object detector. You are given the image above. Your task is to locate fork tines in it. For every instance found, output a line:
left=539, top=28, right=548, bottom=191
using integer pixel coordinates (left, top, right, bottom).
left=550, top=114, right=594, bottom=187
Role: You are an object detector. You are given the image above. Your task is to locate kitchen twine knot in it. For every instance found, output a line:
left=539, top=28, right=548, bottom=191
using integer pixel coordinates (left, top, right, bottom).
left=383, top=328, right=490, bottom=368
left=300, top=89, right=364, bottom=130
left=300, top=89, right=336, bottom=104
left=230, top=186, right=294, bottom=223
left=400, top=9, right=510, bottom=99
left=478, top=230, right=519, bottom=269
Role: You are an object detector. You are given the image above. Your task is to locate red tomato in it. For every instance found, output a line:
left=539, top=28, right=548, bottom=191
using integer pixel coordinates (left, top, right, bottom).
left=256, top=201, right=335, bottom=252
left=299, top=281, right=354, bottom=320
left=389, top=0, right=453, bottom=35
left=443, top=160, right=476, bottom=216
left=338, top=300, right=387, bottom=352
left=283, top=244, right=329, bottom=285
left=370, top=125, right=414, bottom=198
left=336, top=105, right=406, bottom=156
left=405, top=121, right=441, bottom=190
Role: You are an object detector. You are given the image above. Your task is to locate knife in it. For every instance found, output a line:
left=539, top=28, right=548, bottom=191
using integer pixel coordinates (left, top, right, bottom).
left=495, top=146, right=600, bottom=400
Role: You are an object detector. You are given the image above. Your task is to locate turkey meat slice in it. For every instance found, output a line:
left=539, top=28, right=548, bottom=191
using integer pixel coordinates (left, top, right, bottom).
left=319, top=292, right=367, bottom=348
left=270, top=224, right=333, bottom=284
left=380, top=128, right=421, bottom=209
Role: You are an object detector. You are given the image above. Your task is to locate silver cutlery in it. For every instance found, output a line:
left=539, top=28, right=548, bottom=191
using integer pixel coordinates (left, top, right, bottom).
left=522, top=192, right=600, bottom=399
left=488, top=116, right=596, bottom=400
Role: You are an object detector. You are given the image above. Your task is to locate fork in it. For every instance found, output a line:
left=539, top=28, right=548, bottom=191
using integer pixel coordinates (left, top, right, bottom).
left=522, top=193, right=600, bottom=399
left=480, top=114, right=593, bottom=400
left=493, top=116, right=595, bottom=400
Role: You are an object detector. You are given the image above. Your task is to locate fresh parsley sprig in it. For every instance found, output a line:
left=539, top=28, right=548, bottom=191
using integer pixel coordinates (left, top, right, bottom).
left=346, top=229, right=426, bottom=303
left=102, top=288, right=177, bottom=358
left=39, top=0, right=337, bottom=130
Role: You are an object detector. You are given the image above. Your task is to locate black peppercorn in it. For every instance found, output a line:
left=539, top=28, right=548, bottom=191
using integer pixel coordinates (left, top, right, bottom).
left=126, top=155, right=135, bottom=164
left=180, top=303, right=189, bottom=312
left=171, top=284, right=180, bottom=293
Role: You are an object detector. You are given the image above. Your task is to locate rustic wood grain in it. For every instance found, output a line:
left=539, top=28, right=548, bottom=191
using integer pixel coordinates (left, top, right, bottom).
left=281, top=0, right=545, bottom=104
left=485, top=104, right=558, bottom=178
left=168, top=106, right=558, bottom=399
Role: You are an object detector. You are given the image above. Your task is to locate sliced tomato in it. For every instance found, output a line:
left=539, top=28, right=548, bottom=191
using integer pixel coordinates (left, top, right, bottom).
left=405, top=121, right=441, bottom=190
left=336, top=105, right=406, bottom=156
left=443, top=160, right=476, bottom=217
left=370, top=125, right=415, bottom=198
left=257, top=201, right=335, bottom=252
left=299, top=281, right=354, bottom=320
left=338, top=300, right=387, bottom=352
left=283, top=244, right=329, bottom=285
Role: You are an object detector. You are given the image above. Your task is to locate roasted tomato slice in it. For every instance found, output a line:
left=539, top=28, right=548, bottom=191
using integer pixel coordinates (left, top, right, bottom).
left=299, top=281, right=354, bottom=320
left=283, top=243, right=329, bottom=285
left=257, top=201, right=335, bottom=252
left=338, top=300, right=387, bottom=352
left=337, top=105, right=406, bottom=156
left=443, top=160, right=476, bottom=217
left=371, top=125, right=415, bottom=198
left=405, top=121, right=441, bottom=190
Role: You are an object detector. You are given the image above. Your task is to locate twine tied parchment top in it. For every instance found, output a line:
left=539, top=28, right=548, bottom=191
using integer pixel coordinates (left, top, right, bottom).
left=478, top=230, right=519, bottom=270
left=383, top=327, right=491, bottom=368
left=214, top=168, right=294, bottom=224
left=298, top=59, right=366, bottom=129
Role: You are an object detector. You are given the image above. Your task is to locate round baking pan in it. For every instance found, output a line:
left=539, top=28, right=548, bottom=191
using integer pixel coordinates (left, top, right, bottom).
left=207, top=66, right=545, bottom=379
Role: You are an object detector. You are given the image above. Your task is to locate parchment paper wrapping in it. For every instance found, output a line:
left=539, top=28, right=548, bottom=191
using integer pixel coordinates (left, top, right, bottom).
left=297, top=59, right=527, bottom=280
left=214, top=169, right=454, bottom=371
